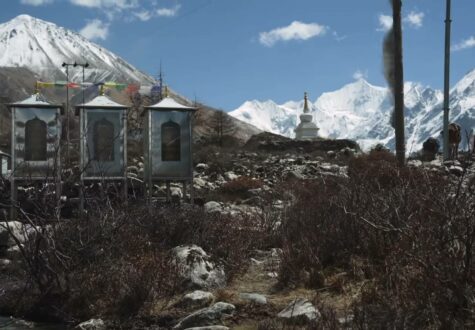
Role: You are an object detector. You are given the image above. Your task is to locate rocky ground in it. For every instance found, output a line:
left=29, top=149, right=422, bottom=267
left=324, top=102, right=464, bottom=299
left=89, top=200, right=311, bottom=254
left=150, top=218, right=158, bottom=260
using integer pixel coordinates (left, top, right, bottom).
left=1, top=138, right=475, bottom=329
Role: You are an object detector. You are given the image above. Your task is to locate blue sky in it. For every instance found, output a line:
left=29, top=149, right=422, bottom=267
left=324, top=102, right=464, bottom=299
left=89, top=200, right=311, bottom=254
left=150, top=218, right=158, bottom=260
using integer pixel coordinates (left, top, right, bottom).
left=1, top=0, right=474, bottom=110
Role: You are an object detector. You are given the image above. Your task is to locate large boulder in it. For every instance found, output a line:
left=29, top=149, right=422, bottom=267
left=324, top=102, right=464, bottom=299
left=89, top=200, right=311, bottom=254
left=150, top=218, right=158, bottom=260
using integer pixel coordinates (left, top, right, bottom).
left=172, top=245, right=226, bottom=290
left=176, top=290, right=215, bottom=309
left=239, top=293, right=267, bottom=305
left=173, top=302, right=235, bottom=329
left=184, top=327, right=229, bottom=330
left=75, top=318, right=106, bottom=330
left=204, top=201, right=222, bottom=214
left=277, top=298, right=320, bottom=325
left=0, top=221, right=30, bottom=247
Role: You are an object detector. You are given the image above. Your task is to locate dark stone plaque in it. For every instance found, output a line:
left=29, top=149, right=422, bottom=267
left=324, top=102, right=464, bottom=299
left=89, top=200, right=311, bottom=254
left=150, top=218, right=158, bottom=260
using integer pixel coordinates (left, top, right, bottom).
left=24, top=117, right=47, bottom=161
left=94, top=118, right=115, bottom=161
left=161, top=121, right=180, bottom=161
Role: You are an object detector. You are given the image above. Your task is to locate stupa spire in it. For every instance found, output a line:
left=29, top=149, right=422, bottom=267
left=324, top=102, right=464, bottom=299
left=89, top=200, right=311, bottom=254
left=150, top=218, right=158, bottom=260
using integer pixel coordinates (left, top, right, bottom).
left=294, top=92, right=319, bottom=140
left=304, top=92, right=309, bottom=113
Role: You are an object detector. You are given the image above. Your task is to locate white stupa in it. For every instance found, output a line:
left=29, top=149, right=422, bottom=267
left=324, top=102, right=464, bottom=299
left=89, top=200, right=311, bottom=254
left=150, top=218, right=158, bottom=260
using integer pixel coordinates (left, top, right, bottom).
left=294, top=92, right=319, bottom=140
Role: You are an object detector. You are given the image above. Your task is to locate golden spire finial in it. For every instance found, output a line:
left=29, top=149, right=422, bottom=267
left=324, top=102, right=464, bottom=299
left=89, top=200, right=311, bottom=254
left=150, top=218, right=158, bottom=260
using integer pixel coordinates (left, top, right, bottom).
left=99, top=84, right=105, bottom=96
left=304, top=92, right=309, bottom=113
left=164, top=85, right=169, bottom=97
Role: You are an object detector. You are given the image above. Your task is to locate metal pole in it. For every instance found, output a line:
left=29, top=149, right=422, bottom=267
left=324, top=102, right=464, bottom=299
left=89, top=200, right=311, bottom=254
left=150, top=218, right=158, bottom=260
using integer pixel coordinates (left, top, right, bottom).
left=62, top=62, right=75, bottom=166
left=65, top=65, right=70, bottom=164
left=443, top=0, right=452, bottom=160
left=393, top=0, right=405, bottom=166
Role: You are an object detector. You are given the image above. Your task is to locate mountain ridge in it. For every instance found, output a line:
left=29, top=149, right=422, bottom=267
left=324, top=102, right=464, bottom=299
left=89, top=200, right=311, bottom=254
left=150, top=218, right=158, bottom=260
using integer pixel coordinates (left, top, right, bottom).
left=0, top=14, right=154, bottom=84
left=230, top=74, right=475, bottom=152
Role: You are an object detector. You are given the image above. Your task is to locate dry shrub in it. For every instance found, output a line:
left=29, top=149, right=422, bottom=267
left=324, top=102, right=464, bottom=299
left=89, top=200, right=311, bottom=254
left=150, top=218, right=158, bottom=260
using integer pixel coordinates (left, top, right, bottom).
left=8, top=202, right=269, bottom=322
left=279, top=154, right=475, bottom=327
left=150, top=206, right=270, bottom=279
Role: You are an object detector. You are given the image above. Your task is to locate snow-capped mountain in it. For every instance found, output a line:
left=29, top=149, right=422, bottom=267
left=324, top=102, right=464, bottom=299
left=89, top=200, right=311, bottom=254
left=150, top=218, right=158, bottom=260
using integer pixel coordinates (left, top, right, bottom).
left=0, top=14, right=154, bottom=84
left=230, top=72, right=475, bottom=152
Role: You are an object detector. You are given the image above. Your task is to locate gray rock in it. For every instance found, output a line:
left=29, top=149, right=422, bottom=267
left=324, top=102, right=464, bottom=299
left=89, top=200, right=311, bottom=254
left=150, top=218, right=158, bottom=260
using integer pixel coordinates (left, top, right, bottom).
left=75, top=318, right=106, bottom=330
left=173, top=302, right=235, bottom=329
left=247, top=188, right=262, bottom=196
left=196, top=163, right=209, bottom=172
left=172, top=245, right=226, bottom=290
left=204, top=201, right=222, bottom=214
left=285, top=170, right=304, bottom=180
left=449, top=165, right=464, bottom=176
left=320, top=163, right=340, bottom=173
left=127, top=165, right=139, bottom=174
left=171, top=187, right=183, bottom=202
left=430, top=158, right=443, bottom=167
left=224, top=172, right=239, bottom=181
left=0, top=221, right=29, bottom=247
left=0, top=259, right=12, bottom=270
left=239, top=293, right=267, bottom=305
left=277, top=298, right=320, bottom=325
left=340, top=147, right=355, bottom=157
left=177, top=290, right=215, bottom=309
left=6, top=245, right=23, bottom=259
left=407, top=160, right=423, bottom=167
left=184, top=327, right=229, bottom=330
left=194, top=178, right=207, bottom=188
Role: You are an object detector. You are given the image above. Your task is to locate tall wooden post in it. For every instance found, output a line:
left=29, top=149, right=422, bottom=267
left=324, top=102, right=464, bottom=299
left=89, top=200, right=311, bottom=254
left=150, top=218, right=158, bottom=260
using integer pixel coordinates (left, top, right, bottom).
left=443, top=0, right=452, bottom=160
left=392, top=0, right=405, bottom=166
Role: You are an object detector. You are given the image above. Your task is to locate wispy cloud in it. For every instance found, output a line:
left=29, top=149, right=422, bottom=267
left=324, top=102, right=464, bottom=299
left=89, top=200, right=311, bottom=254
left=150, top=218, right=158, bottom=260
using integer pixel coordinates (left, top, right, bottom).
left=79, top=19, right=109, bottom=41
left=157, top=4, right=181, bottom=17
left=20, top=0, right=53, bottom=5
left=377, top=14, right=393, bottom=32
left=134, top=10, right=152, bottom=22
left=259, top=21, right=328, bottom=47
left=70, top=0, right=181, bottom=21
left=377, top=10, right=425, bottom=32
left=452, top=36, right=475, bottom=52
left=353, top=69, right=368, bottom=80
left=404, top=11, right=424, bottom=29
left=332, top=31, right=347, bottom=42
left=70, top=0, right=138, bottom=9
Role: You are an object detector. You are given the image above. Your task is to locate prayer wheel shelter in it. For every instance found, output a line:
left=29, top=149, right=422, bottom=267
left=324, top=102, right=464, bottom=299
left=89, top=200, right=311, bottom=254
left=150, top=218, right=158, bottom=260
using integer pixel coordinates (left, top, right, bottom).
left=143, top=97, right=196, bottom=201
left=7, top=94, right=63, bottom=219
left=76, top=94, right=128, bottom=181
left=8, top=94, right=63, bottom=180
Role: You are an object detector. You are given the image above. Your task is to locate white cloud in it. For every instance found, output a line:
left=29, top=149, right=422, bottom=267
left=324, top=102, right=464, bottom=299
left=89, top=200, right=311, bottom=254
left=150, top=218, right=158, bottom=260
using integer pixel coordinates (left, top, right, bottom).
left=404, top=11, right=424, bottom=29
left=20, top=0, right=53, bottom=5
left=70, top=0, right=138, bottom=9
left=377, top=14, right=393, bottom=32
left=377, top=11, right=425, bottom=32
left=259, top=21, right=327, bottom=47
left=71, top=0, right=180, bottom=21
left=452, top=36, right=475, bottom=51
left=353, top=70, right=368, bottom=80
left=156, top=4, right=181, bottom=17
left=79, top=19, right=109, bottom=41
left=332, top=31, right=347, bottom=42
left=134, top=10, right=152, bottom=21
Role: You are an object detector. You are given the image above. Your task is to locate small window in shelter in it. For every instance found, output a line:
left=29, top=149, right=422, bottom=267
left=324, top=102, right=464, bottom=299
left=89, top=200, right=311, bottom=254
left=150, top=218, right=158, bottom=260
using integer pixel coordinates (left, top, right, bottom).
left=94, top=118, right=115, bottom=161
left=25, top=117, right=47, bottom=161
left=162, top=121, right=181, bottom=161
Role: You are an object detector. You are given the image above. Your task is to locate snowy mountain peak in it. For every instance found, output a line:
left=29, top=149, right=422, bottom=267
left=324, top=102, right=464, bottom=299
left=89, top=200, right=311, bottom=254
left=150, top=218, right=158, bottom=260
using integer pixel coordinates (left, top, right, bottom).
left=452, top=69, right=475, bottom=96
left=231, top=73, right=475, bottom=152
left=0, top=14, right=154, bottom=84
